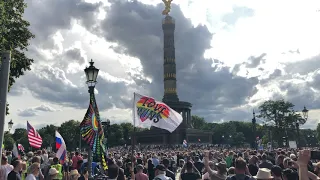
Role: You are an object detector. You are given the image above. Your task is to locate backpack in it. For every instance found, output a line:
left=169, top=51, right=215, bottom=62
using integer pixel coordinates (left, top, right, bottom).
left=231, top=175, right=250, bottom=180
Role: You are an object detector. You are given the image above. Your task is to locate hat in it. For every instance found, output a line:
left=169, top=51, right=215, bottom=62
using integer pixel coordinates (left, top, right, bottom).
left=290, top=154, right=296, bottom=159
left=215, top=161, right=227, bottom=170
left=70, top=169, right=80, bottom=176
left=154, top=164, right=166, bottom=171
left=253, top=168, right=273, bottom=179
left=27, top=152, right=34, bottom=157
left=48, top=168, right=58, bottom=175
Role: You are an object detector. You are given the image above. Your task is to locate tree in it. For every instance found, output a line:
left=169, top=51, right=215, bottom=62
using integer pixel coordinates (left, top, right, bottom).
left=38, top=125, right=58, bottom=149
left=1, top=0, right=35, bottom=114
left=258, top=99, right=305, bottom=146
left=58, top=120, right=80, bottom=151
left=191, top=115, right=207, bottom=129
left=4, top=132, right=14, bottom=150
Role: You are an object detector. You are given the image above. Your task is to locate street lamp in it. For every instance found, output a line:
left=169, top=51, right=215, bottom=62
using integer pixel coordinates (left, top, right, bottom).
left=252, top=110, right=256, bottom=149
left=8, top=119, right=13, bottom=132
left=302, top=106, right=309, bottom=120
left=296, top=106, right=308, bottom=148
left=84, top=59, right=99, bottom=180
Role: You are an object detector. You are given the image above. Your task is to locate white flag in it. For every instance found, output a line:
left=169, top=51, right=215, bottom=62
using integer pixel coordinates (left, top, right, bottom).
left=133, top=92, right=183, bottom=132
left=12, top=143, right=19, bottom=158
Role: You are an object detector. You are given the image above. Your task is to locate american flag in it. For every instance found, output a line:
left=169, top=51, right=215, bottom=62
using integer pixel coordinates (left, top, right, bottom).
left=27, top=121, right=42, bottom=149
left=18, top=144, right=25, bottom=152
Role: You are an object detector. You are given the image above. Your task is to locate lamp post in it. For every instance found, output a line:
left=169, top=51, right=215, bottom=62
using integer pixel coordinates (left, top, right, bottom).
left=84, top=59, right=99, bottom=180
left=252, top=110, right=256, bottom=149
left=296, top=106, right=308, bottom=148
left=102, top=119, right=111, bottom=152
left=8, top=119, right=13, bottom=133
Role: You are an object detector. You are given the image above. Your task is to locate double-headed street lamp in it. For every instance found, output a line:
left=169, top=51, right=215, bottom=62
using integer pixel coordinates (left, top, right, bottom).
left=84, top=59, right=99, bottom=180
left=8, top=119, right=13, bottom=132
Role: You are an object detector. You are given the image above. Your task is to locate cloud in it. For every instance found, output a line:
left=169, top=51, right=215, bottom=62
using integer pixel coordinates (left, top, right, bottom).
left=17, top=104, right=59, bottom=117
left=99, top=0, right=259, bottom=119
left=221, top=6, right=255, bottom=26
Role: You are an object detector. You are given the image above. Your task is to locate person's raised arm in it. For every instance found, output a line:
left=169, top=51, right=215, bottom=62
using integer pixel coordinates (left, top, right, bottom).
left=298, top=149, right=310, bottom=180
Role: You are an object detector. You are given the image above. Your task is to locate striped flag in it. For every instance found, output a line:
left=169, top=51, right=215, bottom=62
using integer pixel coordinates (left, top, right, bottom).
left=18, top=144, right=25, bottom=152
left=55, top=131, right=67, bottom=164
left=27, top=121, right=42, bottom=149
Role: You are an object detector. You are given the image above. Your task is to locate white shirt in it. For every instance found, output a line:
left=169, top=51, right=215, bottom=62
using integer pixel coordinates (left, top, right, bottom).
left=26, top=174, right=37, bottom=180
left=0, top=164, right=13, bottom=179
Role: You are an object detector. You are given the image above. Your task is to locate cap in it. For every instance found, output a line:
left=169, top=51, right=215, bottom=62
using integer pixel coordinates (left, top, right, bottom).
left=215, top=161, right=227, bottom=170
left=155, top=164, right=166, bottom=171
left=48, top=168, right=58, bottom=175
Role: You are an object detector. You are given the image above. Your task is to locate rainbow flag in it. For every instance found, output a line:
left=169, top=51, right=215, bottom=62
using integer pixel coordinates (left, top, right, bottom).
left=80, top=93, right=108, bottom=170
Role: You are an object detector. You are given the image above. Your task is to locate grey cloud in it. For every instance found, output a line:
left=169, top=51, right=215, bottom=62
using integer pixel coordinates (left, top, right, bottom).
left=246, top=53, right=267, bottom=68
left=285, top=54, right=320, bottom=75
left=99, top=1, right=259, bottom=121
left=18, top=64, right=131, bottom=111
left=24, top=0, right=102, bottom=47
left=17, top=104, right=59, bottom=117
left=222, top=6, right=255, bottom=25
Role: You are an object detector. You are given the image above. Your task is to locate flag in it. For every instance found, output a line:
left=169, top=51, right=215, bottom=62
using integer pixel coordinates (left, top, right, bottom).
left=27, top=121, right=42, bottom=149
left=133, top=93, right=183, bottom=132
left=55, top=131, right=67, bottom=164
left=18, top=144, right=24, bottom=152
left=80, top=93, right=108, bottom=170
left=12, top=143, right=19, bottom=159
left=182, top=140, right=187, bottom=148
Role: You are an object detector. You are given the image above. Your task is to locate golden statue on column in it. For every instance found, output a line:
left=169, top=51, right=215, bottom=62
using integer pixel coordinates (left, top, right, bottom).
left=162, top=0, right=173, bottom=15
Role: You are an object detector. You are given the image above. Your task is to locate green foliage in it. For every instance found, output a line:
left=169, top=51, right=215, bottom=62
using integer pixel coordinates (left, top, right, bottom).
left=191, top=115, right=206, bottom=129
left=4, top=132, right=14, bottom=150
left=258, top=99, right=307, bottom=146
left=58, top=120, right=80, bottom=151
left=1, top=0, right=35, bottom=115
left=2, top=99, right=317, bottom=149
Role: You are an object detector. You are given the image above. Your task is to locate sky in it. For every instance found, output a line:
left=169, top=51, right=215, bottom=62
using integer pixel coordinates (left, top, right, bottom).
left=4, top=0, right=320, bottom=131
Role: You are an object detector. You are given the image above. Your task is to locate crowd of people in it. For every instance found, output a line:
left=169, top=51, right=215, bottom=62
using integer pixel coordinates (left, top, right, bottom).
left=0, top=144, right=319, bottom=180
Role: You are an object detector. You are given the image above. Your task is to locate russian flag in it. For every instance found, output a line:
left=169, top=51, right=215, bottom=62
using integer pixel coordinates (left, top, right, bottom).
left=56, top=131, right=67, bottom=164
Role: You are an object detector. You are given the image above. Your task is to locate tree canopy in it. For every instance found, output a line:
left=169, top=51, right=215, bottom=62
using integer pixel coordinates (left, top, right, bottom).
left=1, top=0, right=35, bottom=114
left=3, top=100, right=317, bottom=150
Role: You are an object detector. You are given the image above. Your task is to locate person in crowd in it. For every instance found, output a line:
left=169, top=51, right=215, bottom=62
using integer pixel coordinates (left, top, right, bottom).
left=259, top=154, right=273, bottom=170
left=135, top=164, right=148, bottom=180
left=270, top=165, right=283, bottom=180
left=108, top=164, right=120, bottom=180
left=30, top=156, right=44, bottom=180
left=78, top=168, right=89, bottom=180
left=69, top=169, right=80, bottom=180
left=0, top=154, right=13, bottom=179
left=253, top=168, right=273, bottom=180
left=48, top=168, right=59, bottom=180
left=154, top=165, right=173, bottom=180
left=163, top=158, right=175, bottom=180
left=6, top=151, right=13, bottom=164
left=227, top=167, right=235, bottom=176
left=26, top=163, right=41, bottom=180
left=71, top=152, right=82, bottom=170
left=203, top=151, right=227, bottom=180
left=193, top=156, right=204, bottom=177
left=202, top=161, right=214, bottom=180
left=51, top=157, right=62, bottom=180
left=247, top=156, right=258, bottom=176
left=180, top=161, right=201, bottom=180
left=7, top=160, right=22, bottom=180
left=147, top=159, right=155, bottom=180
left=226, top=158, right=254, bottom=180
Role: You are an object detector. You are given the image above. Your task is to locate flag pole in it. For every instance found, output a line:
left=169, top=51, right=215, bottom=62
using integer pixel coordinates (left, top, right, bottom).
left=131, top=93, right=136, bottom=166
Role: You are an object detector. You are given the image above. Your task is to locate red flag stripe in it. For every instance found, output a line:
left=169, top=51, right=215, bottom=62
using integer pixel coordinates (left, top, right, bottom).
left=27, top=122, right=42, bottom=149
